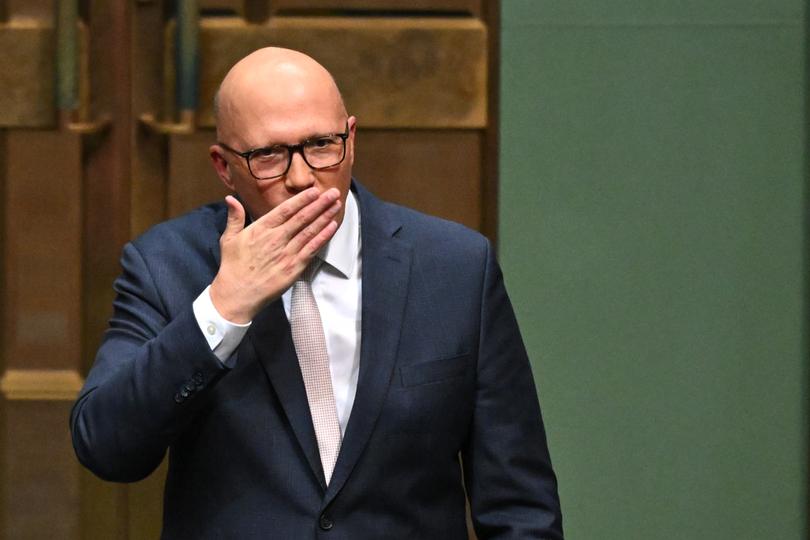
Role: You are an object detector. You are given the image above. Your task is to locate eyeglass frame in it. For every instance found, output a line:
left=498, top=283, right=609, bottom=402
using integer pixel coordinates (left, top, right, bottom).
left=216, top=122, right=350, bottom=180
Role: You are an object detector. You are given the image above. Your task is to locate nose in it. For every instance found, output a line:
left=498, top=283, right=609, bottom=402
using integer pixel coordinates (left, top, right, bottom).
left=284, top=150, right=315, bottom=192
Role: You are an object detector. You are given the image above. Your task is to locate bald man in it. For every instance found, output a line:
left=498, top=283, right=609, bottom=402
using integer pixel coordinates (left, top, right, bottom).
left=71, top=48, right=563, bottom=539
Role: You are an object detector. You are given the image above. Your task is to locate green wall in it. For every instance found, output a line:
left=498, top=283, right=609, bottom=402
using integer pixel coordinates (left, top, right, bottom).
left=499, top=1, right=807, bottom=538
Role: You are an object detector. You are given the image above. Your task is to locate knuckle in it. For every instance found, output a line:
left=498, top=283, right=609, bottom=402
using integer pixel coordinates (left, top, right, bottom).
left=276, top=205, right=294, bottom=223
left=301, top=224, right=317, bottom=240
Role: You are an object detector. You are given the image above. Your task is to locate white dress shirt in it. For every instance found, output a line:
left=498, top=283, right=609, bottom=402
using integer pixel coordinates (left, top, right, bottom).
left=193, top=191, right=362, bottom=435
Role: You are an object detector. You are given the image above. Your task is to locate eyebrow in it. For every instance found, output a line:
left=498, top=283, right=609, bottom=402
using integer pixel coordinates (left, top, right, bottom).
left=254, top=126, right=346, bottom=149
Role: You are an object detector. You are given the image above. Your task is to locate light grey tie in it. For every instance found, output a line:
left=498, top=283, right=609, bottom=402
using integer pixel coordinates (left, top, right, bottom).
left=290, top=259, right=342, bottom=485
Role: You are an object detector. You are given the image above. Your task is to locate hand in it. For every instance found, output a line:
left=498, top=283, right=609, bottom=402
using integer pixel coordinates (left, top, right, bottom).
left=209, top=188, right=341, bottom=323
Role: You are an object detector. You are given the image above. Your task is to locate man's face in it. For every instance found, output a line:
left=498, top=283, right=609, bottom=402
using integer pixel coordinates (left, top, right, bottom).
left=210, top=78, right=356, bottom=224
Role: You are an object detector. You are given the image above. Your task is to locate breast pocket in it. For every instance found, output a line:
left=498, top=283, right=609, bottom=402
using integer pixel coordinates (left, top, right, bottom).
left=399, top=353, right=471, bottom=387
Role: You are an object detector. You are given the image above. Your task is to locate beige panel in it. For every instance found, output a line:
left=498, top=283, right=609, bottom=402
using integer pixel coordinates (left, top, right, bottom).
left=190, top=16, right=487, bottom=129
left=0, top=21, right=55, bottom=127
left=4, top=131, right=82, bottom=370
left=2, top=400, right=80, bottom=538
left=353, top=129, right=482, bottom=230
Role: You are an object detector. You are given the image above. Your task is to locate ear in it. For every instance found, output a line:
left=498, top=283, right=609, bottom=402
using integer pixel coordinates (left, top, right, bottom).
left=346, top=115, right=357, bottom=166
left=209, top=144, right=236, bottom=192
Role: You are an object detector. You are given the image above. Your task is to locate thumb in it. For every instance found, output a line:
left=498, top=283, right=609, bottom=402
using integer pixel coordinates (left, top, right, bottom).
left=222, top=195, right=245, bottom=239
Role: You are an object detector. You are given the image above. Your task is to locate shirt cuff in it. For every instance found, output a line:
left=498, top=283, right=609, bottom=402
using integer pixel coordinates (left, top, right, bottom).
left=192, top=285, right=251, bottom=366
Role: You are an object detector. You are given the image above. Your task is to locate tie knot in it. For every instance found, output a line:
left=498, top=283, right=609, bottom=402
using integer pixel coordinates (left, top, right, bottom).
left=300, top=258, right=322, bottom=283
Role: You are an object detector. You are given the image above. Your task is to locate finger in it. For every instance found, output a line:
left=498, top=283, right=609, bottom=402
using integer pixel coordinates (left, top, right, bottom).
left=222, top=195, right=245, bottom=240
left=299, top=220, right=339, bottom=262
left=257, top=187, right=328, bottom=229
left=286, top=200, right=342, bottom=255
left=277, top=189, right=342, bottom=240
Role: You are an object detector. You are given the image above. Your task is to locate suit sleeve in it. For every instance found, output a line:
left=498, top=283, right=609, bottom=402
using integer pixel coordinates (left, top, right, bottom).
left=70, top=242, right=229, bottom=482
left=462, top=240, right=564, bottom=539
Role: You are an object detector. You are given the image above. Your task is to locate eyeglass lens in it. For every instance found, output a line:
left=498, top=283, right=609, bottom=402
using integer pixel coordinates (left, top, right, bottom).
left=249, top=135, right=346, bottom=179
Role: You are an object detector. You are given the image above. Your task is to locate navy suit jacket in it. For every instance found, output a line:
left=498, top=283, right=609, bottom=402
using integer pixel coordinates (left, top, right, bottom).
left=71, top=181, right=563, bottom=539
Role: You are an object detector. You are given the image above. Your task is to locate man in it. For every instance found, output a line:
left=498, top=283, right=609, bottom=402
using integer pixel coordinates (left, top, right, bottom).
left=71, top=47, right=563, bottom=539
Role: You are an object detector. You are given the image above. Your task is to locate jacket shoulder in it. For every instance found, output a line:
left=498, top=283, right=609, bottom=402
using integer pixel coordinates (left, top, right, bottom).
left=381, top=200, right=491, bottom=260
left=130, top=202, right=226, bottom=254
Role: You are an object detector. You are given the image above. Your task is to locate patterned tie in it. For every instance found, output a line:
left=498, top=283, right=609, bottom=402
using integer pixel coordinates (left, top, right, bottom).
left=290, top=259, right=342, bottom=485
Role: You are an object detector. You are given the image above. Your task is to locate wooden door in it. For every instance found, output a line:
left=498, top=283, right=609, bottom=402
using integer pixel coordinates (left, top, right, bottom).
left=0, top=1, right=497, bottom=537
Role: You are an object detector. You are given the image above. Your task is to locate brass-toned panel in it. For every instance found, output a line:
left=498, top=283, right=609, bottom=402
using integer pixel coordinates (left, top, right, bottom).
left=2, top=400, right=80, bottom=538
left=353, top=129, right=482, bottom=230
left=4, top=131, right=83, bottom=370
left=0, top=369, right=83, bottom=400
left=193, top=16, right=487, bottom=128
left=0, top=20, right=55, bottom=127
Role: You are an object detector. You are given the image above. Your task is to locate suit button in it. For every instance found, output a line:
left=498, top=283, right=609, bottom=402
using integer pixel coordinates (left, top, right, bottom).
left=318, top=513, right=333, bottom=531
left=180, top=387, right=191, bottom=398
left=174, top=392, right=183, bottom=403
left=192, top=371, right=204, bottom=385
left=182, top=382, right=195, bottom=393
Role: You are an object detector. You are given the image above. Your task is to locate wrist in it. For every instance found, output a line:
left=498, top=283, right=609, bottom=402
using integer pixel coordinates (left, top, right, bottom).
left=209, top=278, right=255, bottom=324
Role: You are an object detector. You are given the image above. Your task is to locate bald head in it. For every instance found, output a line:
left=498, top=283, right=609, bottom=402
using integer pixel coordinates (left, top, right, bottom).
left=214, top=47, right=347, bottom=143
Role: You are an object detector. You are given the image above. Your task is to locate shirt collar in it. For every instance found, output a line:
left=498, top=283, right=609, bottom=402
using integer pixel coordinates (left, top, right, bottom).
left=318, top=189, right=359, bottom=278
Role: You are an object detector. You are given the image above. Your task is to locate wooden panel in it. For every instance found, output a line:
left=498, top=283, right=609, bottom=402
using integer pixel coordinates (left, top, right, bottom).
left=168, top=133, right=229, bottom=217
left=0, top=21, right=55, bottom=127
left=0, top=369, right=82, bottom=400
left=2, top=400, right=80, bottom=538
left=191, top=16, right=487, bottom=128
left=353, top=130, right=482, bottom=230
left=199, top=0, right=483, bottom=18
left=77, top=2, right=135, bottom=534
left=271, top=0, right=482, bottom=16
left=128, top=461, right=167, bottom=540
left=4, top=131, right=82, bottom=370
left=79, top=467, right=128, bottom=540
left=130, top=0, right=171, bottom=238
left=4, top=0, right=54, bottom=20
left=83, top=1, right=134, bottom=372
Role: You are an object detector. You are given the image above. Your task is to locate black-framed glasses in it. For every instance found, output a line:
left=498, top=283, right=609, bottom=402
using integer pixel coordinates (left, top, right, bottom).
left=217, top=122, right=349, bottom=180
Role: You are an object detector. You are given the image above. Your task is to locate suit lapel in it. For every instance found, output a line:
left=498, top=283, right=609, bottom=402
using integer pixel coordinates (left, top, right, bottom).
left=324, top=183, right=411, bottom=503
left=246, top=301, right=327, bottom=488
